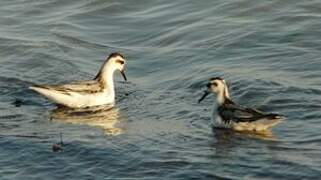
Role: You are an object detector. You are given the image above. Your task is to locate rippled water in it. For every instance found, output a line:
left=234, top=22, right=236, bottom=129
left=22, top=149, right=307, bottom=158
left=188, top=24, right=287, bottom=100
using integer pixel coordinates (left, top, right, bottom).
left=1, top=0, right=321, bottom=179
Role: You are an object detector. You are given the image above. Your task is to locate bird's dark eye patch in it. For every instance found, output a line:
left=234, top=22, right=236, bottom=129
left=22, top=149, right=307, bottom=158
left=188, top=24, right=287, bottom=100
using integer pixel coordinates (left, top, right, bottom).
left=207, top=82, right=218, bottom=88
left=116, top=59, right=124, bottom=65
left=212, top=82, right=218, bottom=87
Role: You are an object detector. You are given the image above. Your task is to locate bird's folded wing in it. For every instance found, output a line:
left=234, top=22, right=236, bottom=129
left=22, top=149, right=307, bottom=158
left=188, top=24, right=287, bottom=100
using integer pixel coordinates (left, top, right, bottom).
left=219, top=103, right=266, bottom=122
left=33, top=80, right=102, bottom=95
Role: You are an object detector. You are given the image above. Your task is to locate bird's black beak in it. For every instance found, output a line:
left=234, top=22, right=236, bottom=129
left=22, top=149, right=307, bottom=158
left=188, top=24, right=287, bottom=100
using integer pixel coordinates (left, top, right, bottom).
left=120, top=70, right=127, bottom=81
left=198, top=90, right=209, bottom=103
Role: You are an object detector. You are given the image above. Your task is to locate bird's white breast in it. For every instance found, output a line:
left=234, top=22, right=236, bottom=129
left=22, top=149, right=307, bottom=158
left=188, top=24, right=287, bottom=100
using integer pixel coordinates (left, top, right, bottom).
left=66, top=90, right=115, bottom=108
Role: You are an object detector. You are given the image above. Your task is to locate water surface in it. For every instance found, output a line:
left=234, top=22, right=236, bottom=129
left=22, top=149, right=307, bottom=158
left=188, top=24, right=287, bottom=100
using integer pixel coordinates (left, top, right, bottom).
left=1, top=0, right=321, bottom=179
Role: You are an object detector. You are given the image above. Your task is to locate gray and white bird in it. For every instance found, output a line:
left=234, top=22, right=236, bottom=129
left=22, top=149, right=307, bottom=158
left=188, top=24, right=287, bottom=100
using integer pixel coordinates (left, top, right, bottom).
left=30, top=52, right=127, bottom=108
left=198, top=77, right=284, bottom=132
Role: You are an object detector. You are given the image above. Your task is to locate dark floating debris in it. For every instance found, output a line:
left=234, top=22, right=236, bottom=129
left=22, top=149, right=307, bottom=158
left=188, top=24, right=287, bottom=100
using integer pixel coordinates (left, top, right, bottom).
left=13, top=99, right=23, bottom=107
left=52, top=144, right=62, bottom=152
left=52, top=132, right=64, bottom=152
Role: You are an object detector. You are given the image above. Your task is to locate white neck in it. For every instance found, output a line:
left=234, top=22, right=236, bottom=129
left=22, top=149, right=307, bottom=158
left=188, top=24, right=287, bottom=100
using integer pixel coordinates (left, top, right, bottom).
left=216, top=83, right=231, bottom=105
left=222, top=80, right=230, bottom=99
left=96, top=61, right=117, bottom=94
left=216, top=91, right=226, bottom=105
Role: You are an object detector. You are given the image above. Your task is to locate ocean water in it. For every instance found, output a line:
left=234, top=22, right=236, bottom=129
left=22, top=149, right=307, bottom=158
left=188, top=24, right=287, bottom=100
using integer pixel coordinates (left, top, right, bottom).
left=1, top=0, right=321, bottom=179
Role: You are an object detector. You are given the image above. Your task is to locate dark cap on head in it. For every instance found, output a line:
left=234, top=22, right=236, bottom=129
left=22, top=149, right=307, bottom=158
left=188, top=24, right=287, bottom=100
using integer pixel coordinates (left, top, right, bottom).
left=210, top=77, right=224, bottom=81
left=107, top=52, right=124, bottom=60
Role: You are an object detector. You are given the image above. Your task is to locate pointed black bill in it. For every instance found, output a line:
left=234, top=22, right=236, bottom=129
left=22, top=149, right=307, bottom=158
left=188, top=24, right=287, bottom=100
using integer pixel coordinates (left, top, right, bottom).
left=198, top=91, right=209, bottom=103
left=120, top=70, right=127, bottom=81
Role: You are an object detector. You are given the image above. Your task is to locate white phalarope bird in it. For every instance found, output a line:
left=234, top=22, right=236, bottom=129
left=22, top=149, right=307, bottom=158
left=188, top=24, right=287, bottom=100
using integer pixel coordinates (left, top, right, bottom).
left=198, top=77, right=284, bottom=132
left=29, top=52, right=127, bottom=108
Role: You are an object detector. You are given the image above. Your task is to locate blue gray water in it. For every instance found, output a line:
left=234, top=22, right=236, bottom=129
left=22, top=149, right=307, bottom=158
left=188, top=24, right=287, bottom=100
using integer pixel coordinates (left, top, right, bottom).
left=1, top=0, right=321, bottom=179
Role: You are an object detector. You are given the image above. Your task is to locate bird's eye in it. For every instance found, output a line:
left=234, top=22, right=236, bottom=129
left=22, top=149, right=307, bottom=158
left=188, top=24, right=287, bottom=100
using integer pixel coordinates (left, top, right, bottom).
left=212, top=82, right=218, bottom=87
left=116, top=59, right=124, bottom=65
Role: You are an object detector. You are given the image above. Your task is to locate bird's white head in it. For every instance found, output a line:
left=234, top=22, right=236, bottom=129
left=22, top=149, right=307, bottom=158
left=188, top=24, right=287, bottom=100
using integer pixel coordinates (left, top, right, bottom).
left=106, top=52, right=127, bottom=81
left=198, top=77, right=230, bottom=105
left=95, top=52, right=127, bottom=83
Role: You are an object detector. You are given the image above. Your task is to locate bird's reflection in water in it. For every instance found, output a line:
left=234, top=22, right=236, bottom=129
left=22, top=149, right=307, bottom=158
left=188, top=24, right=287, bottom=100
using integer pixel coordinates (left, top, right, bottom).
left=50, top=105, right=124, bottom=136
left=213, top=127, right=276, bottom=142
left=210, top=127, right=278, bottom=158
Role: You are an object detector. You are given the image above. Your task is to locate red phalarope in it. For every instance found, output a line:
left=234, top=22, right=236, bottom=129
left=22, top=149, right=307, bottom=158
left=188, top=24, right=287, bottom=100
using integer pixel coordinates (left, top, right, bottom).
left=30, top=52, right=127, bottom=108
left=198, top=77, right=284, bottom=132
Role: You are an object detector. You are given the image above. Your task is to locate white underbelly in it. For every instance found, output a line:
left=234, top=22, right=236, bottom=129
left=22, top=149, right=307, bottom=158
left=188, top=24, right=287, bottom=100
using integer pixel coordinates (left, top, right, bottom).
left=231, top=118, right=281, bottom=131
left=212, top=115, right=281, bottom=132
left=63, top=92, right=114, bottom=108
left=30, top=86, right=115, bottom=108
